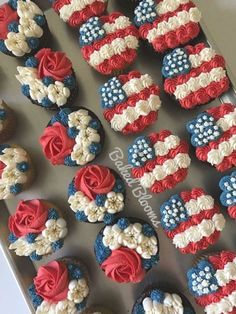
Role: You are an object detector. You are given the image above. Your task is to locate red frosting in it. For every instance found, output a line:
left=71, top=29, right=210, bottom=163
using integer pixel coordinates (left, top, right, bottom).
left=8, top=200, right=48, bottom=237
left=39, top=122, right=75, bottom=166
left=0, top=161, right=6, bottom=178
left=35, top=48, right=72, bottom=81
left=101, top=247, right=145, bottom=283
left=0, top=3, right=18, bottom=40
left=74, top=165, right=115, bottom=200
left=34, top=261, right=69, bottom=303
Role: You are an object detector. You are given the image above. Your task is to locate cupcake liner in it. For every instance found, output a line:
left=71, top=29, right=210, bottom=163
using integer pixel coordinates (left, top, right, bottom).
left=0, top=101, right=17, bottom=143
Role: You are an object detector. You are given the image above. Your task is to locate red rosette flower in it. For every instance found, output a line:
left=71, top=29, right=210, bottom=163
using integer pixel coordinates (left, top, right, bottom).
left=0, top=3, right=18, bottom=40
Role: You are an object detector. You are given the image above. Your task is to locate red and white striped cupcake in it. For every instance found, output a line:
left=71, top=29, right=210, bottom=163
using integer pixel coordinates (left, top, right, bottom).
left=160, top=188, right=226, bottom=254
left=128, top=130, right=191, bottom=193
left=186, top=103, right=236, bottom=172
left=51, top=0, right=108, bottom=27
left=163, top=43, right=230, bottom=109
left=100, top=71, right=161, bottom=134
left=79, top=12, right=139, bottom=75
left=134, top=0, right=201, bottom=53
left=187, top=251, right=236, bottom=314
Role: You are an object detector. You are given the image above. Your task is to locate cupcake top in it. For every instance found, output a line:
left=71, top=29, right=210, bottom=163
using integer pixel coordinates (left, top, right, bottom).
left=8, top=199, right=68, bottom=260
left=100, top=71, right=161, bottom=134
left=132, top=288, right=195, bottom=314
left=79, top=12, right=139, bottom=75
left=39, top=108, right=104, bottom=166
left=134, top=0, right=201, bottom=53
left=163, top=43, right=230, bottom=109
left=29, top=259, right=89, bottom=313
left=0, top=0, right=47, bottom=57
left=186, top=103, right=236, bottom=172
left=160, top=188, right=225, bottom=254
left=51, top=0, right=108, bottom=28
left=127, top=130, right=191, bottom=193
left=94, top=217, right=159, bottom=284
left=68, top=165, right=126, bottom=224
left=0, top=144, right=33, bottom=199
left=219, top=171, right=236, bottom=219
left=187, top=251, right=236, bottom=314
left=16, top=48, right=77, bottom=109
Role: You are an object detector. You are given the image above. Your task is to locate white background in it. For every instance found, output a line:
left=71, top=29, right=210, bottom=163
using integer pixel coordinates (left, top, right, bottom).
left=0, top=1, right=236, bottom=313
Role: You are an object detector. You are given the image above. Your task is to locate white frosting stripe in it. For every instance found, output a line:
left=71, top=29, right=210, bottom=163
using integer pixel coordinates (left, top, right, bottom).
left=185, top=195, right=215, bottom=216
left=110, top=94, right=161, bottom=131
left=103, top=16, right=132, bottom=34
left=153, top=135, right=180, bottom=157
left=207, top=134, right=236, bottom=166
left=215, top=257, right=236, bottom=287
left=216, top=108, right=236, bottom=132
left=173, top=213, right=225, bottom=249
left=123, top=74, right=154, bottom=97
left=140, top=153, right=191, bottom=188
left=156, top=0, right=190, bottom=15
left=174, top=67, right=227, bottom=100
left=205, top=291, right=236, bottom=314
left=189, top=47, right=217, bottom=68
left=146, top=7, right=201, bottom=42
left=88, top=35, right=139, bottom=67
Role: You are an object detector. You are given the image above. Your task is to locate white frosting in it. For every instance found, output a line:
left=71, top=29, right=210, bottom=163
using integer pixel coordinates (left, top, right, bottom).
left=4, top=0, right=44, bottom=56
left=142, top=293, right=184, bottom=314
left=67, top=279, right=89, bottom=304
left=207, top=134, right=236, bottom=166
left=59, top=0, right=107, bottom=22
left=153, top=135, right=180, bottom=157
left=173, top=213, right=225, bottom=249
left=110, top=94, right=161, bottom=132
left=174, top=67, right=227, bottom=100
left=36, top=300, right=77, bottom=314
left=88, top=35, right=139, bottom=68
left=215, top=257, right=236, bottom=287
left=103, top=16, right=131, bottom=34
left=205, top=291, right=236, bottom=314
left=185, top=195, right=215, bottom=216
left=216, top=108, right=236, bottom=132
left=146, top=8, right=201, bottom=42
left=123, top=74, right=154, bottom=96
left=140, top=153, right=191, bottom=189
left=156, top=0, right=190, bottom=16
left=189, top=48, right=216, bottom=69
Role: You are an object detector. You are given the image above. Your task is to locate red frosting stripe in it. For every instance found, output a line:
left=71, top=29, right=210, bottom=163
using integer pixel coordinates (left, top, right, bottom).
left=208, top=251, right=236, bottom=270
left=228, top=205, right=236, bottom=219
left=122, top=111, right=158, bottom=135
left=181, top=187, right=206, bottom=203
left=207, top=103, right=235, bottom=121
left=0, top=3, right=18, bottom=40
left=52, top=0, right=71, bottom=13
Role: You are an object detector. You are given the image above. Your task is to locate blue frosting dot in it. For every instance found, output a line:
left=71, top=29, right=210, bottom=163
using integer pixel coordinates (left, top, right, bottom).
left=34, top=15, right=46, bottom=27
left=8, top=21, right=19, bottom=33
left=42, top=76, right=54, bottom=87
left=16, top=161, right=29, bottom=172
left=59, top=108, right=70, bottom=125
left=0, top=40, right=8, bottom=53
left=103, top=213, right=115, bottom=225
left=113, top=178, right=125, bottom=193
left=94, top=233, right=111, bottom=264
left=117, top=217, right=130, bottom=230
left=89, top=142, right=101, bottom=155
left=0, top=109, right=6, bottom=120
left=26, top=233, right=37, bottom=244
left=32, top=295, right=43, bottom=309
left=142, top=255, right=159, bottom=270
left=67, top=127, right=79, bottom=139
left=47, top=208, right=59, bottom=220
left=28, top=284, right=37, bottom=298
left=89, top=119, right=101, bottom=130
left=142, top=224, right=155, bottom=237
left=100, top=76, right=127, bottom=109
left=51, top=239, right=64, bottom=252
left=0, top=144, right=10, bottom=154
left=8, top=232, right=18, bottom=243
left=8, top=0, right=18, bottom=10
left=63, top=75, right=76, bottom=89
left=134, top=0, right=157, bottom=27
left=95, top=194, right=107, bottom=206
left=41, top=97, right=53, bottom=108
left=75, top=211, right=87, bottom=222
left=50, top=112, right=61, bottom=124
left=79, top=17, right=105, bottom=47
left=68, top=180, right=77, bottom=197
left=150, top=289, right=165, bottom=303
left=21, top=84, right=30, bottom=97
left=30, top=251, right=42, bottom=261
left=25, top=56, right=39, bottom=68
left=10, top=183, right=22, bottom=195
left=64, top=156, right=77, bottom=167
left=134, top=304, right=145, bottom=314
left=128, top=136, right=155, bottom=168
left=27, top=37, right=40, bottom=49
left=68, top=264, right=83, bottom=280
left=75, top=299, right=87, bottom=311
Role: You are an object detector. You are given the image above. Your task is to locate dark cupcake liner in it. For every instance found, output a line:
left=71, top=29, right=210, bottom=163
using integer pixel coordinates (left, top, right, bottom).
left=0, top=102, right=16, bottom=143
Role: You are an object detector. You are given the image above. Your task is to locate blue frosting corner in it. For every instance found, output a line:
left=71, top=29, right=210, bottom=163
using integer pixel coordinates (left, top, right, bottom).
left=79, top=17, right=106, bottom=47
left=100, top=76, right=127, bottom=109
left=162, top=48, right=191, bottom=79
left=128, top=135, right=155, bottom=167
left=68, top=179, right=77, bottom=197
left=219, top=171, right=236, bottom=207
left=134, top=0, right=157, bottom=27
left=150, top=289, right=165, bottom=303
left=94, top=233, right=111, bottom=264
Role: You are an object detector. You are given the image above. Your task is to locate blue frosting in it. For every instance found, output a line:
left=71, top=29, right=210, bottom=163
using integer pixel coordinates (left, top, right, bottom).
left=42, top=76, right=54, bottom=87
left=26, top=37, right=40, bottom=49
left=51, top=239, right=64, bottom=252
left=32, top=295, right=43, bottom=309
left=28, top=284, right=37, bottom=299
left=79, top=17, right=106, bottom=47
left=134, top=304, right=145, bottom=314
left=128, top=136, right=155, bottom=167
left=186, top=112, right=222, bottom=148
left=0, top=144, right=10, bottom=154
left=8, top=232, right=18, bottom=243
left=8, top=21, right=19, bottom=33
left=89, top=142, right=102, bottom=155
left=89, top=118, right=101, bottom=130
left=26, top=233, right=37, bottom=244
left=117, top=217, right=130, bottom=230
left=68, top=264, right=84, bottom=280
left=95, top=194, right=107, bottom=207
left=25, top=56, right=39, bottom=68
left=150, top=289, right=165, bottom=303
left=160, top=195, right=189, bottom=231
left=30, top=251, right=42, bottom=261
left=0, top=109, right=6, bottom=120
left=142, top=223, right=156, bottom=237
left=58, top=108, right=71, bottom=125
left=67, top=127, right=79, bottom=139
left=162, top=48, right=191, bottom=79
left=75, top=211, right=88, bottom=222
left=63, top=75, right=76, bottom=90
left=134, top=0, right=157, bottom=27
left=8, top=0, right=18, bottom=10
left=100, top=77, right=127, bottom=109
left=219, top=171, right=236, bottom=207
left=47, top=208, right=59, bottom=220
left=142, top=254, right=159, bottom=270
left=16, top=161, right=29, bottom=172
left=113, top=178, right=125, bottom=193
left=22, top=84, right=30, bottom=97
left=10, top=183, right=22, bottom=195
left=0, top=40, right=8, bottom=53
left=34, top=15, right=46, bottom=27
left=103, top=213, right=114, bottom=225
left=64, top=155, right=77, bottom=167
left=75, top=299, right=87, bottom=311
left=41, top=97, right=53, bottom=108
left=94, top=233, right=111, bottom=264
left=68, top=180, right=76, bottom=197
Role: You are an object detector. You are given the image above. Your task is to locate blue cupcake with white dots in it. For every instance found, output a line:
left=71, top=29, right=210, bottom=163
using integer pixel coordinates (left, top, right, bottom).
left=219, top=171, right=236, bottom=219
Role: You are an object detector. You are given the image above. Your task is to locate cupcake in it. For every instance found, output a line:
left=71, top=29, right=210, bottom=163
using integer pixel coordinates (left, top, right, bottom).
left=187, top=251, right=236, bottom=314
left=134, top=0, right=201, bottom=53
left=28, top=258, right=89, bottom=313
left=0, top=0, right=49, bottom=57
left=16, top=48, right=78, bottom=110
left=160, top=188, right=226, bottom=254
left=0, top=144, right=34, bottom=199
left=127, top=130, right=191, bottom=194
left=8, top=199, right=68, bottom=261
left=100, top=71, right=161, bottom=134
left=51, top=0, right=108, bottom=28
left=0, top=100, right=16, bottom=142
left=186, top=103, right=236, bottom=171
left=163, top=43, right=230, bottom=109
left=68, top=165, right=126, bottom=224
left=82, top=306, right=114, bottom=314
left=219, top=171, right=236, bottom=219
left=79, top=12, right=139, bottom=75
left=39, top=108, right=104, bottom=166
left=132, top=287, right=195, bottom=314
left=94, top=217, right=159, bottom=284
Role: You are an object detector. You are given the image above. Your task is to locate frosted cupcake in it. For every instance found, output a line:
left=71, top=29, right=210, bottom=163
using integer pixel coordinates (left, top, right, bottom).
left=186, top=103, right=236, bottom=171
left=219, top=171, right=236, bottom=219
left=0, top=0, right=49, bottom=57
left=127, top=130, right=191, bottom=193
left=28, top=258, right=89, bottom=313
left=0, top=100, right=16, bottom=142
left=134, top=0, right=201, bottom=53
left=163, top=43, right=230, bottom=109
left=160, top=188, right=226, bottom=254
left=39, top=108, right=104, bottom=166
left=0, top=144, right=34, bottom=199
left=79, top=12, right=139, bottom=75
left=8, top=199, right=68, bottom=261
left=94, top=217, right=159, bottom=284
left=187, top=251, right=236, bottom=314
left=16, top=48, right=78, bottom=109
left=100, top=71, right=161, bottom=134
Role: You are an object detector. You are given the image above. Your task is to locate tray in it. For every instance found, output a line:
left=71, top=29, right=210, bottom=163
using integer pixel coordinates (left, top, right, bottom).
left=0, top=1, right=236, bottom=313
